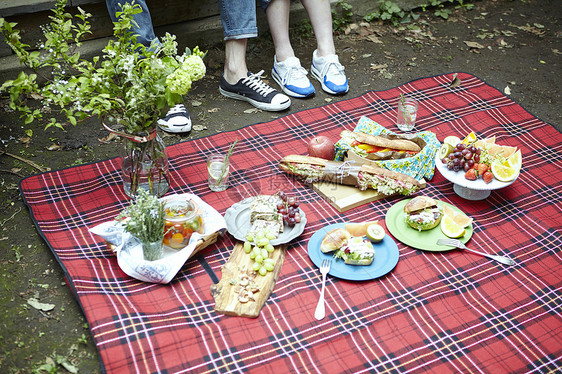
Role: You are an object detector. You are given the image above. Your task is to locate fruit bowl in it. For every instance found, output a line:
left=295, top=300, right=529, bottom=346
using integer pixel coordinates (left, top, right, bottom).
left=434, top=154, right=520, bottom=200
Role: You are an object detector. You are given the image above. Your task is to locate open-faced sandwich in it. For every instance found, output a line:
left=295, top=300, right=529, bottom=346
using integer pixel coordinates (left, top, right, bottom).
left=320, top=228, right=375, bottom=266
left=403, top=196, right=442, bottom=231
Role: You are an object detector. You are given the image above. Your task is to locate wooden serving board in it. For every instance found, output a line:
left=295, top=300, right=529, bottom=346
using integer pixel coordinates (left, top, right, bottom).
left=211, top=242, right=286, bottom=318
left=313, top=180, right=426, bottom=212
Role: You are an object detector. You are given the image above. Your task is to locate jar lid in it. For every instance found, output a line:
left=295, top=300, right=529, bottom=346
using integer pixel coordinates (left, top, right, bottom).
left=164, top=199, right=198, bottom=221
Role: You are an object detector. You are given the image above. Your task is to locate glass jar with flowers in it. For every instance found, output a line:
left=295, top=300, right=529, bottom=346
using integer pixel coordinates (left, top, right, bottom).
left=117, top=189, right=167, bottom=261
left=0, top=0, right=206, bottom=197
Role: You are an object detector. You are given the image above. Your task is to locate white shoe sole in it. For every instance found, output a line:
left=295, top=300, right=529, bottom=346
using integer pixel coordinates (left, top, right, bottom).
left=311, top=65, right=349, bottom=95
left=219, top=87, right=291, bottom=112
left=272, top=69, right=313, bottom=98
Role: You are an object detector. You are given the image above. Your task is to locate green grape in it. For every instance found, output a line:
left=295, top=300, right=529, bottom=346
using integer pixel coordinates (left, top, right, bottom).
left=249, top=251, right=256, bottom=260
left=256, top=231, right=265, bottom=240
left=265, top=231, right=276, bottom=240
left=255, top=254, right=264, bottom=264
left=264, top=258, right=275, bottom=266
left=243, top=241, right=252, bottom=253
left=259, top=266, right=267, bottom=276
left=252, top=262, right=261, bottom=272
left=264, top=262, right=275, bottom=272
left=260, top=248, right=269, bottom=259
left=246, top=233, right=254, bottom=242
left=252, top=246, right=261, bottom=256
left=257, top=238, right=269, bottom=247
left=265, top=244, right=274, bottom=253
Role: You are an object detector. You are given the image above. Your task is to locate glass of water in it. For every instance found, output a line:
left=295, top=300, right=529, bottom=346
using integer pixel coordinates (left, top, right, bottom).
left=396, top=97, right=419, bottom=132
left=207, top=154, right=229, bottom=192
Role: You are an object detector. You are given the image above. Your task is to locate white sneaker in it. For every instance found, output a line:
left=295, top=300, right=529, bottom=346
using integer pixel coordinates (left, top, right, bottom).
left=157, top=104, right=192, bottom=133
left=272, top=56, right=315, bottom=98
left=310, top=50, right=349, bottom=95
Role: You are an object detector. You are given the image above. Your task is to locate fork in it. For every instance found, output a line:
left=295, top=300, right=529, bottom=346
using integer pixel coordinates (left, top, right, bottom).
left=314, top=259, right=332, bottom=320
left=437, top=238, right=515, bottom=266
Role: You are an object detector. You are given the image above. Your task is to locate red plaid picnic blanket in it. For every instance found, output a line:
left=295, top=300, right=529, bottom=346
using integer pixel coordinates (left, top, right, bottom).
left=20, top=73, right=562, bottom=373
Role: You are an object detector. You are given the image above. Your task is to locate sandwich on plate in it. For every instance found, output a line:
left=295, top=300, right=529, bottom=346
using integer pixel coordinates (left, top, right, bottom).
left=340, top=130, right=421, bottom=159
left=320, top=228, right=375, bottom=266
left=403, top=196, right=442, bottom=231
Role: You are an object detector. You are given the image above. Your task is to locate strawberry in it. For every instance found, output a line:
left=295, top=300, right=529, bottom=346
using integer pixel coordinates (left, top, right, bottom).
left=465, top=169, right=477, bottom=181
left=477, top=163, right=489, bottom=176
left=472, top=162, right=479, bottom=170
left=483, top=171, right=494, bottom=184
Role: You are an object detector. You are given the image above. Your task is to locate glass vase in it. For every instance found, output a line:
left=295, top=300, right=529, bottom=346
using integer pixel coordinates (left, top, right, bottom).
left=121, top=133, right=170, bottom=198
left=142, top=239, right=163, bottom=261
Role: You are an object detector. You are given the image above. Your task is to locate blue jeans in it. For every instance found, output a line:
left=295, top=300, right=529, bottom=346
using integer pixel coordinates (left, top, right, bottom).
left=106, top=0, right=157, bottom=47
left=218, top=0, right=258, bottom=40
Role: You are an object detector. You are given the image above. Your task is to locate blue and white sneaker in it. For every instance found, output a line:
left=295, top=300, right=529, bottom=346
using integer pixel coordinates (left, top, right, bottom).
left=310, top=50, right=349, bottom=95
left=157, top=104, right=192, bottom=133
left=272, top=56, right=315, bottom=98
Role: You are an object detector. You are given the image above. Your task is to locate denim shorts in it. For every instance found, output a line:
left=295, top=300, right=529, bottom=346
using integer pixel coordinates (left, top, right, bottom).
left=218, top=0, right=258, bottom=40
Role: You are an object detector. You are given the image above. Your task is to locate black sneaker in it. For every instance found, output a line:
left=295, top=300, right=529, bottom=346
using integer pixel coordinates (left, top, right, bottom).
left=219, top=70, right=291, bottom=111
left=157, top=104, right=192, bottom=133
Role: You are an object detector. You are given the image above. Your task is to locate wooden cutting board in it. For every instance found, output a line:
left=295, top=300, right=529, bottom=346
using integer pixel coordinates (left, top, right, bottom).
left=211, top=242, right=286, bottom=318
left=313, top=180, right=426, bottom=212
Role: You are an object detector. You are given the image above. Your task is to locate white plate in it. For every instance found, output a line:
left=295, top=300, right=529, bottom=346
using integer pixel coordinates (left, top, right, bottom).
left=434, top=154, right=519, bottom=200
left=224, top=197, right=307, bottom=245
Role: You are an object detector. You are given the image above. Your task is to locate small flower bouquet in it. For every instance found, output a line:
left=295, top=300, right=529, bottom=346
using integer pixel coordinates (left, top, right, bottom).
left=117, top=189, right=167, bottom=261
left=0, top=0, right=206, bottom=196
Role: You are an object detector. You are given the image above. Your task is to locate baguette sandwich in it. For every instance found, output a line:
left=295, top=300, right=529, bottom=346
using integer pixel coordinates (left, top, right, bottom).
left=341, top=130, right=421, bottom=159
left=279, top=155, right=422, bottom=196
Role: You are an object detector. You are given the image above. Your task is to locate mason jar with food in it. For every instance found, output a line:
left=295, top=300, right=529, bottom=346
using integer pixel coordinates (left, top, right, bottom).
left=163, top=199, right=204, bottom=249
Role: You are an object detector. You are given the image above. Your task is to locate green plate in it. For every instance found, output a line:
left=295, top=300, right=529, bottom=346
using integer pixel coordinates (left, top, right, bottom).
left=385, top=199, right=473, bottom=251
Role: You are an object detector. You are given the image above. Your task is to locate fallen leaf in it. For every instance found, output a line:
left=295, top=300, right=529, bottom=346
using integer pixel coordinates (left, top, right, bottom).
left=30, top=93, right=42, bottom=100
left=324, top=98, right=332, bottom=103
left=504, top=85, right=511, bottom=95
left=28, top=297, right=55, bottom=311
left=362, top=54, right=372, bottom=58
left=464, top=41, right=485, bottom=49
left=192, top=125, right=207, bottom=131
left=370, top=63, right=388, bottom=71
left=366, top=35, right=383, bottom=44
left=191, top=100, right=202, bottom=107
left=11, top=168, right=22, bottom=173
left=449, top=73, right=462, bottom=88
left=47, top=144, right=62, bottom=151
left=244, top=108, right=260, bottom=114
left=19, top=137, right=31, bottom=144
left=208, top=108, right=219, bottom=113
left=553, top=49, right=562, bottom=55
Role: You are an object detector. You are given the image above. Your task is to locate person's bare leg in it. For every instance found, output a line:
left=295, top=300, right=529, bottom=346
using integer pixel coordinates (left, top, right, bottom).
left=301, top=0, right=336, bottom=57
left=265, top=0, right=294, bottom=62
left=223, top=38, right=249, bottom=85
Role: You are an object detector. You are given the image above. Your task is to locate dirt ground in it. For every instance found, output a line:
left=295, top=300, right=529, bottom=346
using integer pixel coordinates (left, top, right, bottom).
left=0, top=0, right=560, bottom=372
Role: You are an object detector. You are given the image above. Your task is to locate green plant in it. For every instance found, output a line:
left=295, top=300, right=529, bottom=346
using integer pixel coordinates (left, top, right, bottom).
left=332, top=0, right=354, bottom=31
left=117, top=189, right=166, bottom=243
left=0, top=0, right=205, bottom=134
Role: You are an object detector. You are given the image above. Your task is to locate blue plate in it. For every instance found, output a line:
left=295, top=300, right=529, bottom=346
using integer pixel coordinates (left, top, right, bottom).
left=307, top=223, right=399, bottom=281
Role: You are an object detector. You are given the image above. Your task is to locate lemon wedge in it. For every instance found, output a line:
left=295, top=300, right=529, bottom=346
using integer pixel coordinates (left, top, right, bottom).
left=442, top=205, right=473, bottom=228
left=491, top=160, right=518, bottom=182
left=462, top=131, right=477, bottom=145
left=440, top=216, right=466, bottom=238
left=443, top=136, right=461, bottom=148
left=507, top=149, right=522, bottom=171
left=366, top=224, right=385, bottom=242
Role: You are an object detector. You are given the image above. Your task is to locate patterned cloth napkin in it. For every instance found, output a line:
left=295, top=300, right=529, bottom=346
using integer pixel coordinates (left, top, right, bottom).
left=334, top=116, right=441, bottom=181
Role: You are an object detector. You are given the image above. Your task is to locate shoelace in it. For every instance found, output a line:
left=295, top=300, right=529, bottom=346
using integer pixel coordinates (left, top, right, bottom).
left=242, top=70, right=275, bottom=97
left=319, top=60, right=345, bottom=79
left=286, top=65, right=309, bottom=84
left=167, top=104, right=187, bottom=114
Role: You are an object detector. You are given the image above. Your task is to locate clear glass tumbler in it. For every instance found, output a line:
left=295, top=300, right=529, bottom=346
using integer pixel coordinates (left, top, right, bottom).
left=207, top=154, right=229, bottom=192
left=396, top=98, right=419, bottom=132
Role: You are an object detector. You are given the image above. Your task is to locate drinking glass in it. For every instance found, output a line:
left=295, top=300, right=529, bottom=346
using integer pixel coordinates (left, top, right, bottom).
left=207, top=154, right=229, bottom=192
left=396, top=97, right=419, bottom=132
